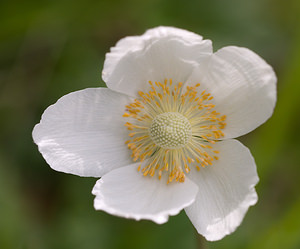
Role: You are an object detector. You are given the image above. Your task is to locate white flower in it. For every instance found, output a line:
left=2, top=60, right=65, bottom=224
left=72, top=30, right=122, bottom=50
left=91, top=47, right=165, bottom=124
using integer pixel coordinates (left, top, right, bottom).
left=32, top=27, right=277, bottom=241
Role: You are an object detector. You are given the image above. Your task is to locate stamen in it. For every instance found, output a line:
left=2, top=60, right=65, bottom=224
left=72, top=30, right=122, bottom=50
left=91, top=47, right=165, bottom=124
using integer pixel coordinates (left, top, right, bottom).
left=123, top=79, right=226, bottom=184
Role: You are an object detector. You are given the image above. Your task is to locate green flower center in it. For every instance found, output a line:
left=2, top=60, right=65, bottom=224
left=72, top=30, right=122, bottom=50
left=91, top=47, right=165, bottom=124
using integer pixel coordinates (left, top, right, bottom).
left=150, top=112, right=191, bottom=149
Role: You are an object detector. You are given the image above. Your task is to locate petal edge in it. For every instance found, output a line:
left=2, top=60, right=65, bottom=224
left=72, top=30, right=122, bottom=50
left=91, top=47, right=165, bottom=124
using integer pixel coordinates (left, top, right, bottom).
left=33, top=88, right=133, bottom=177
left=92, top=163, right=199, bottom=224
left=185, top=139, right=259, bottom=241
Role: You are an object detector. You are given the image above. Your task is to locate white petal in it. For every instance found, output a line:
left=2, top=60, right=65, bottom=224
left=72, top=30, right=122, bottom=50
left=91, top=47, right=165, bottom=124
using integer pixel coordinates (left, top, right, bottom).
left=185, top=139, right=259, bottom=241
left=103, top=26, right=212, bottom=97
left=188, top=46, right=277, bottom=138
left=32, top=88, right=133, bottom=177
left=92, top=163, right=198, bottom=224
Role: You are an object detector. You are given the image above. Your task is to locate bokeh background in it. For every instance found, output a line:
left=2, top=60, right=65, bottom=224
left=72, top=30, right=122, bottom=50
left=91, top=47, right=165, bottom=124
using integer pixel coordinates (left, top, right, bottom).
left=1, top=0, right=300, bottom=248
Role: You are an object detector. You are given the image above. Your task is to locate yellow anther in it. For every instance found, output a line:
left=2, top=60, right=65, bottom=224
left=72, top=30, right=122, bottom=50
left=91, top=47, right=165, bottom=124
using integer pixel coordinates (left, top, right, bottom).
left=123, top=79, right=225, bottom=183
left=123, top=113, right=131, bottom=117
left=158, top=170, right=162, bottom=180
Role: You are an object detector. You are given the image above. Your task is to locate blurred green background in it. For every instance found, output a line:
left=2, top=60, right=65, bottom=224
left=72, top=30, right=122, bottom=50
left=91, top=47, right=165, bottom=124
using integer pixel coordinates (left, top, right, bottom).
left=1, top=0, right=300, bottom=248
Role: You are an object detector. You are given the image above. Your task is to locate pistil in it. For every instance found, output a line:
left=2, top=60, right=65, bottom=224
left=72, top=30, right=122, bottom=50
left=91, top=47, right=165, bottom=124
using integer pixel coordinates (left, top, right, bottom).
left=123, top=79, right=226, bottom=183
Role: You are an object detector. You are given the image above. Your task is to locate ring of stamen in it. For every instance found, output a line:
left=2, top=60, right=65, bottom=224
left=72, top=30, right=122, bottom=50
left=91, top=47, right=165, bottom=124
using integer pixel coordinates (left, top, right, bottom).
left=123, top=79, right=226, bottom=184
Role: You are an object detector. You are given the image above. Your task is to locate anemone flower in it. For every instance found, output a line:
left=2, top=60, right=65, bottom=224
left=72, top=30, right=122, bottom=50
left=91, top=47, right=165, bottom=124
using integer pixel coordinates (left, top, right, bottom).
left=33, top=26, right=277, bottom=241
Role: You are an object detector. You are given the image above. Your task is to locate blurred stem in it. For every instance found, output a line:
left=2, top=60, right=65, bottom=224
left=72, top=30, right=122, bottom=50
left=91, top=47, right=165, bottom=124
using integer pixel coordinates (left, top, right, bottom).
left=196, top=234, right=207, bottom=249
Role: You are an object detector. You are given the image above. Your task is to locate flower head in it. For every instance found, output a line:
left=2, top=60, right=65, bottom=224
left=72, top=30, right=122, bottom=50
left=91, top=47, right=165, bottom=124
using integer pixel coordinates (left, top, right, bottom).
left=33, top=27, right=277, bottom=241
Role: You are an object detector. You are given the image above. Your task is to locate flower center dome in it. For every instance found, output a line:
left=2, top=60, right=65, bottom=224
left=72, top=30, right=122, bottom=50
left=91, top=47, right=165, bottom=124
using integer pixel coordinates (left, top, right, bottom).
left=150, top=112, right=191, bottom=149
